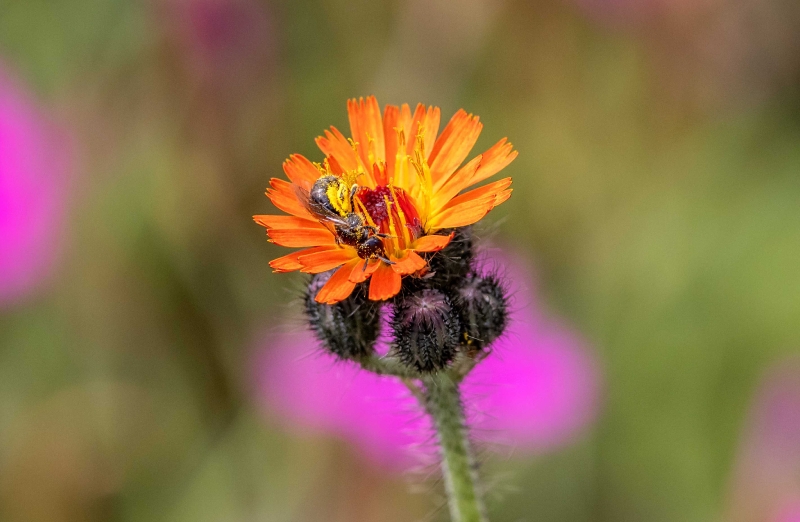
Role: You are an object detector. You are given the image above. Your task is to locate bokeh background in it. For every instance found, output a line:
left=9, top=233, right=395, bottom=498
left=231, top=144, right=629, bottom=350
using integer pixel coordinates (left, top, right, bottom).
left=3, top=0, right=800, bottom=521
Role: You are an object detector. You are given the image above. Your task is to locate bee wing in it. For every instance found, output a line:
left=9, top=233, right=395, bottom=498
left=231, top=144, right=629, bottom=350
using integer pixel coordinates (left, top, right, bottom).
left=293, top=185, right=349, bottom=228
left=294, top=185, right=310, bottom=201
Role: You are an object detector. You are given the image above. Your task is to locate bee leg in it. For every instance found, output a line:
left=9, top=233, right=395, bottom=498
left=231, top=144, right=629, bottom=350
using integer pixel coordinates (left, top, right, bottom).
left=366, top=226, right=392, bottom=239
left=349, top=184, right=358, bottom=201
left=378, top=256, right=395, bottom=265
left=362, top=258, right=369, bottom=271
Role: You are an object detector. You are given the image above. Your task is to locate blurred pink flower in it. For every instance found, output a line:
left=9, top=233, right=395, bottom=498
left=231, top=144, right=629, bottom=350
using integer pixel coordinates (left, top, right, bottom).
left=255, top=249, right=601, bottom=470
left=725, top=358, right=800, bottom=522
left=0, top=63, right=71, bottom=308
left=776, top=502, right=800, bottom=522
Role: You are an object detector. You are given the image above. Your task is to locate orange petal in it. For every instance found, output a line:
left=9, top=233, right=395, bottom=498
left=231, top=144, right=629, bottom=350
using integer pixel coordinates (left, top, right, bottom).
left=368, top=263, right=402, bottom=301
left=396, top=103, right=414, bottom=156
left=327, top=154, right=345, bottom=175
left=428, top=109, right=467, bottom=162
left=421, top=106, right=441, bottom=159
left=427, top=197, right=496, bottom=230
left=431, top=155, right=482, bottom=210
left=266, top=178, right=311, bottom=218
left=390, top=250, right=427, bottom=275
left=349, top=258, right=380, bottom=283
left=440, top=177, right=513, bottom=211
left=282, top=154, right=320, bottom=191
left=406, top=104, right=440, bottom=159
left=315, top=259, right=360, bottom=304
left=348, top=96, right=385, bottom=166
left=298, top=247, right=357, bottom=273
left=253, top=214, right=325, bottom=230
left=269, top=246, right=336, bottom=273
left=383, top=104, right=400, bottom=180
left=372, top=162, right=389, bottom=187
left=428, top=109, right=482, bottom=184
left=406, top=104, right=425, bottom=156
left=267, top=228, right=336, bottom=247
left=413, top=233, right=454, bottom=252
left=468, top=138, right=518, bottom=186
left=494, top=188, right=513, bottom=206
left=316, top=127, right=359, bottom=172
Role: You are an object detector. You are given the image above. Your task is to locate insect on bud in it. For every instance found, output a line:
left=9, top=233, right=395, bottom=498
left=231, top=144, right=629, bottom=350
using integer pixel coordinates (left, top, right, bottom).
left=391, top=289, right=461, bottom=372
left=455, top=272, right=509, bottom=350
left=304, top=271, right=381, bottom=360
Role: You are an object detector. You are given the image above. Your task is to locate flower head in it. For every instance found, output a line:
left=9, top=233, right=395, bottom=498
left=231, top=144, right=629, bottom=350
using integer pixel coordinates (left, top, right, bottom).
left=254, top=96, right=516, bottom=304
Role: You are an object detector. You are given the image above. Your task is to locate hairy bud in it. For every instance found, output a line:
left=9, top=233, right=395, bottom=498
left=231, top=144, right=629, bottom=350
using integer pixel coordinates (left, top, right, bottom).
left=455, top=273, right=508, bottom=350
left=305, top=272, right=380, bottom=360
left=391, top=289, right=461, bottom=372
left=416, top=227, right=474, bottom=292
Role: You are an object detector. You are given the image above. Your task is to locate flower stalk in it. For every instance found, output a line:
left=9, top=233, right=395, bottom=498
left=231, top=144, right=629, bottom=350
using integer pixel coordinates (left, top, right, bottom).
left=362, top=355, right=489, bottom=521
left=423, top=373, right=487, bottom=522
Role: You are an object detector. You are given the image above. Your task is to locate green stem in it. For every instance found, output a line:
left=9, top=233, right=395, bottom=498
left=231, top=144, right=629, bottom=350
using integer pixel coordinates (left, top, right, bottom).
left=359, top=354, right=421, bottom=379
left=423, top=373, right=487, bottom=522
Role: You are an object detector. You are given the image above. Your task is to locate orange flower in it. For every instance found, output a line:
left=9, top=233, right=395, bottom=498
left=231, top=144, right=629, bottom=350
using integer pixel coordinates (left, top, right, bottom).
left=254, top=96, right=516, bottom=304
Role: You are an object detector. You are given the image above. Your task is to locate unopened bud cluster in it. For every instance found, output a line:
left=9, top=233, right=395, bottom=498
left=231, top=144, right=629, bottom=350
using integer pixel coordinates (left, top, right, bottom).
left=305, top=228, right=509, bottom=374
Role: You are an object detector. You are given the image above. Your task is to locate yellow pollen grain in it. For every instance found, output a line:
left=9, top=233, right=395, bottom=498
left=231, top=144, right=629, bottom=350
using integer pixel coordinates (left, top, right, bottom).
left=392, top=127, right=408, bottom=188
left=353, top=196, right=377, bottom=229
left=415, top=122, right=426, bottom=157
left=339, top=183, right=353, bottom=213
left=397, top=155, right=408, bottom=189
left=410, top=135, right=432, bottom=220
left=347, top=138, right=372, bottom=183
left=383, top=195, right=401, bottom=254
left=389, top=184, right=411, bottom=248
left=365, top=132, right=377, bottom=167
left=312, top=161, right=327, bottom=175
left=396, top=127, right=406, bottom=149
left=396, top=129, right=406, bottom=176
left=326, top=183, right=346, bottom=216
left=342, top=169, right=360, bottom=186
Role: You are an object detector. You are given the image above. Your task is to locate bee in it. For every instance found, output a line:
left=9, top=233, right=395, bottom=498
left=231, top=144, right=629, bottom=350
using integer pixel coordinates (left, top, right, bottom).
left=297, top=175, right=393, bottom=264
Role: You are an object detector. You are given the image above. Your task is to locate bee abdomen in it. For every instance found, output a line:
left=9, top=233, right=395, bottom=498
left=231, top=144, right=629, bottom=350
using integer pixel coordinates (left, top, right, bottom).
left=356, top=236, right=385, bottom=260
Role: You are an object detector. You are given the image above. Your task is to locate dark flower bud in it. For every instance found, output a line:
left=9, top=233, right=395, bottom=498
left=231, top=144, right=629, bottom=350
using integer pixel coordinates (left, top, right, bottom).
left=304, top=272, right=380, bottom=360
left=455, top=272, right=508, bottom=350
left=391, top=289, right=461, bottom=372
left=415, top=227, right=475, bottom=292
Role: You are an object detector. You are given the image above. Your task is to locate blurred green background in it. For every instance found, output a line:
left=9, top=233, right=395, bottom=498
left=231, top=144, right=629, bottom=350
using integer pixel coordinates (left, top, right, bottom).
left=2, top=0, right=800, bottom=520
